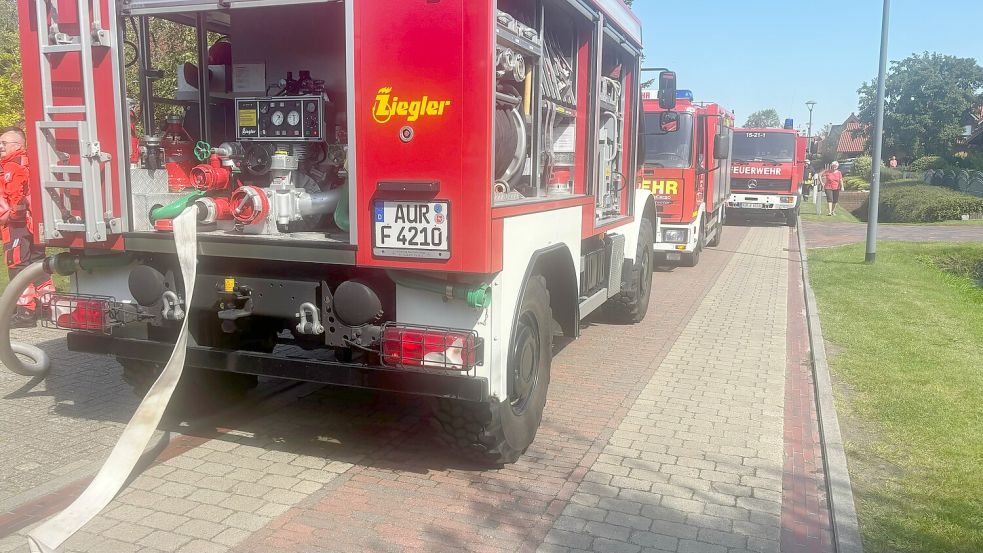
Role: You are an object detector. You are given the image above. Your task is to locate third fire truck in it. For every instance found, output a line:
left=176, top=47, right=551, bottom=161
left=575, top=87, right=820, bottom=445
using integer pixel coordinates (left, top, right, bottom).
left=639, top=91, right=733, bottom=266
left=727, top=126, right=808, bottom=226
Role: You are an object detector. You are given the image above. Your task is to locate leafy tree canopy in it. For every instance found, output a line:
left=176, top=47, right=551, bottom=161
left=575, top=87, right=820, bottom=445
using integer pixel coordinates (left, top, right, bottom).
left=0, top=0, right=23, bottom=128
left=857, top=52, right=983, bottom=158
left=744, top=109, right=781, bottom=128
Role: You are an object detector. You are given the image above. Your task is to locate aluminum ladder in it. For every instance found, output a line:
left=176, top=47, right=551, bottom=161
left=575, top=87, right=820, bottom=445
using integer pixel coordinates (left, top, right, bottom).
left=33, top=0, right=118, bottom=243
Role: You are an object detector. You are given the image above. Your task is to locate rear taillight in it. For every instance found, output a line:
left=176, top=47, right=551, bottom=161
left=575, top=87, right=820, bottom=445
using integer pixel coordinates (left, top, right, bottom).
left=381, top=324, right=482, bottom=371
left=54, top=298, right=107, bottom=330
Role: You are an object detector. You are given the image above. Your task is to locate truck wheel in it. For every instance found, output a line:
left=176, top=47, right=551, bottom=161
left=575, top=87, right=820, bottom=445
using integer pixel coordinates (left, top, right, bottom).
left=605, top=217, right=654, bottom=323
left=432, top=275, right=552, bottom=465
left=707, top=208, right=724, bottom=247
left=118, top=359, right=257, bottom=415
left=786, top=207, right=799, bottom=227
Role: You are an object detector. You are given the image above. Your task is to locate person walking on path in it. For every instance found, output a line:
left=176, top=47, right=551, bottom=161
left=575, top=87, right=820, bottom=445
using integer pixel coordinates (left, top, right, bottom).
left=1, top=127, right=53, bottom=328
left=820, top=161, right=843, bottom=216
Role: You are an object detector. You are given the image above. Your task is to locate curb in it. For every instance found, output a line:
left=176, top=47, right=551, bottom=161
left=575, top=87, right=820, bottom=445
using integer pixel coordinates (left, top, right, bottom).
left=795, top=221, right=864, bottom=553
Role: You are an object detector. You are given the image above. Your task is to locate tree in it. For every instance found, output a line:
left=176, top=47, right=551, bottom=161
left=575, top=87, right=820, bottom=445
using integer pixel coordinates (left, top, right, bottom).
left=744, top=109, right=781, bottom=128
left=0, top=0, right=24, bottom=128
left=857, top=52, right=983, bottom=158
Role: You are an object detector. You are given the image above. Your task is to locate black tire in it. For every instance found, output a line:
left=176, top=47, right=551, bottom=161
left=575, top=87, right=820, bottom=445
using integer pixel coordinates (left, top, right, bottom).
left=431, top=275, right=553, bottom=465
left=605, top=217, right=654, bottom=323
left=786, top=207, right=799, bottom=227
left=707, top=209, right=723, bottom=247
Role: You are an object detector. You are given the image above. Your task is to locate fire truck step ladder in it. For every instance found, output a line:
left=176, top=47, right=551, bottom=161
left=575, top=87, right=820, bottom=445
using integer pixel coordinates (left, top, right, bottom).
left=33, top=0, right=116, bottom=243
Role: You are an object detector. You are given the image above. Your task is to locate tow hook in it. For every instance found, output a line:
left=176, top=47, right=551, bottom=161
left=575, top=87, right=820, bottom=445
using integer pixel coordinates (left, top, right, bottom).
left=161, top=291, right=184, bottom=320
left=295, top=302, right=324, bottom=335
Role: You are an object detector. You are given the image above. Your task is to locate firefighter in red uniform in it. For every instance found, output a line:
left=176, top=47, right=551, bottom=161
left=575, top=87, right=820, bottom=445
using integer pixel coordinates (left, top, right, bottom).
left=1, top=128, right=53, bottom=327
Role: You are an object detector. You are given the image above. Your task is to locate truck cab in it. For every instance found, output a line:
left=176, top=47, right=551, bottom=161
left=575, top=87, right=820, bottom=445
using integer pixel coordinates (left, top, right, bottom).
left=727, top=128, right=807, bottom=226
left=638, top=91, right=733, bottom=266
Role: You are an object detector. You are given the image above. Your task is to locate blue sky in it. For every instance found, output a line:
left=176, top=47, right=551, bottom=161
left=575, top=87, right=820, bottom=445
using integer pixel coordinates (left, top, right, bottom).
left=632, top=0, right=983, bottom=133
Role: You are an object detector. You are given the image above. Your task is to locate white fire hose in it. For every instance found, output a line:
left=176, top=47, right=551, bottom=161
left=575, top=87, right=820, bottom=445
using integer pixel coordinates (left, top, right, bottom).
left=0, top=263, right=52, bottom=377
left=24, top=208, right=198, bottom=553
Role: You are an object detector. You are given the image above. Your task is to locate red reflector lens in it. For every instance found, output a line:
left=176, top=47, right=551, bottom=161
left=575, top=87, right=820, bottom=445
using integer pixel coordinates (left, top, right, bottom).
left=55, top=299, right=106, bottom=330
left=381, top=326, right=478, bottom=370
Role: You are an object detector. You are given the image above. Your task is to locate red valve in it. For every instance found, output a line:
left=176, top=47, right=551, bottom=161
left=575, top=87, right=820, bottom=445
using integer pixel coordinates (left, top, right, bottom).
left=229, top=186, right=269, bottom=226
left=190, top=154, right=232, bottom=191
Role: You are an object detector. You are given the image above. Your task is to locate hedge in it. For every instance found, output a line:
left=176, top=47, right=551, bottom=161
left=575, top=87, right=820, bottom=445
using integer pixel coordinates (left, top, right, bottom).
left=856, top=180, right=983, bottom=223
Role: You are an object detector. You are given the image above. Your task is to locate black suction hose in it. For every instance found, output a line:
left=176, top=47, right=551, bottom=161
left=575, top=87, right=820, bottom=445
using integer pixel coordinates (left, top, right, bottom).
left=0, top=261, right=51, bottom=377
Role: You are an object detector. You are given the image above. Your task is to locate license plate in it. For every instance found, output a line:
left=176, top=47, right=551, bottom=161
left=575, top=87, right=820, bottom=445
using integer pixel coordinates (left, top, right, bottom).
left=666, top=252, right=682, bottom=261
left=742, top=202, right=763, bottom=208
left=373, top=201, right=450, bottom=259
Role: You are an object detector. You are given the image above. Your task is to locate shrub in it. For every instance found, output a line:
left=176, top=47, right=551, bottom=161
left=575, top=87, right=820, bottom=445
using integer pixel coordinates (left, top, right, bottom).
left=857, top=180, right=983, bottom=222
left=843, top=176, right=870, bottom=191
left=852, top=155, right=873, bottom=180
left=951, top=151, right=983, bottom=171
left=881, top=166, right=902, bottom=182
left=909, top=155, right=951, bottom=171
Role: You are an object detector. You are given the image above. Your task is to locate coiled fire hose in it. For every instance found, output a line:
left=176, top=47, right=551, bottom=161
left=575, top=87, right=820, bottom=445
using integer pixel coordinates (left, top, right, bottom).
left=0, top=262, right=52, bottom=377
left=24, top=208, right=199, bottom=553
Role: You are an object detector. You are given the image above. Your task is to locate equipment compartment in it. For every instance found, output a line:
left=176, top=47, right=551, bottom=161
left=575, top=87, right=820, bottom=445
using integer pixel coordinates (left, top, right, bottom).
left=123, top=2, right=353, bottom=247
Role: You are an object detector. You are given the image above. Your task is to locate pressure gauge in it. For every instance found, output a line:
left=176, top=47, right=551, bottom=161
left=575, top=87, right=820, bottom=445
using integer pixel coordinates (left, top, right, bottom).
left=306, top=102, right=317, bottom=113
left=287, top=110, right=300, bottom=126
left=271, top=110, right=284, bottom=126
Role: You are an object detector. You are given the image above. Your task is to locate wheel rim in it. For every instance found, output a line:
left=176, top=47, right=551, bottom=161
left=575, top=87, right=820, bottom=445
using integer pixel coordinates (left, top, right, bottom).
left=510, top=311, right=541, bottom=415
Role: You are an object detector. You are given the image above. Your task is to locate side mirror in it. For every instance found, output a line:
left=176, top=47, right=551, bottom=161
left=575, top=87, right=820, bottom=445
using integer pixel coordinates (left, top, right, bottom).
left=660, top=112, right=679, bottom=133
left=658, top=71, right=677, bottom=110
left=714, top=134, right=731, bottom=160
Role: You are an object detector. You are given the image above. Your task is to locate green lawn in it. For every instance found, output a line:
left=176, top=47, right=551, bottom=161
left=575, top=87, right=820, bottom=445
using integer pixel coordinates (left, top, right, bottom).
left=800, top=207, right=862, bottom=224
left=809, top=242, right=983, bottom=553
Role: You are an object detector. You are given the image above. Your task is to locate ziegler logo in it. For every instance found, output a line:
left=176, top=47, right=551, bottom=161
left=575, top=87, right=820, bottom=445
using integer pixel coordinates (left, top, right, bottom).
left=372, top=87, right=452, bottom=124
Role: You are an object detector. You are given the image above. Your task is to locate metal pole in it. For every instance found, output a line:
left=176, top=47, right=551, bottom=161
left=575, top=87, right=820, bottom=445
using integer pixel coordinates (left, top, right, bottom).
left=806, top=101, right=817, bottom=213
left=865, top=0, right=890, bottom=263
left=196, top=14, right=211, bottom=144
left=137, top=17, right=154, bottom=133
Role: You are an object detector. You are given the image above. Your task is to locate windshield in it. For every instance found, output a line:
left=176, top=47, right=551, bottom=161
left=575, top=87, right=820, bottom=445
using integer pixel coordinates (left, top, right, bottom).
left=641, top=113, right=694, bottom=168
left=733, top=132, right=796, bottom=162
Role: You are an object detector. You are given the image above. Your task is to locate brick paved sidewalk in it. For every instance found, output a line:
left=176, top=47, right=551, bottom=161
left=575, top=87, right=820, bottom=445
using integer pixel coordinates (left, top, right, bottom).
left=803, top=220, right=983, bottom=248
left=540, top=226, right=793, bottom=553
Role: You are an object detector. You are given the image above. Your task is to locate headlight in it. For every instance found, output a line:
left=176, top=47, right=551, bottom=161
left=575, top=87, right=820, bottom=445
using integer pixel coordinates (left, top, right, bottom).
left=780, top=196, right=796, bottom=204
left=663, top=229, right=688, bottom=243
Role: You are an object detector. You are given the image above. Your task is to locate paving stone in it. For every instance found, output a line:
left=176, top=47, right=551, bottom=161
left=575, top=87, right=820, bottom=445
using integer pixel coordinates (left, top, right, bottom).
left=137, top=530, right=192, bottom=550
left=141, top=512, right=190, bottom=531
left=677, top=538, right=727, bottom=553
left=173, top=518, right=226, bottom=539
left=589, top=537, right=640, bottom=553
left=223, top=511, right=268, bottom=532
left=628, top=530, right=677, bottom=551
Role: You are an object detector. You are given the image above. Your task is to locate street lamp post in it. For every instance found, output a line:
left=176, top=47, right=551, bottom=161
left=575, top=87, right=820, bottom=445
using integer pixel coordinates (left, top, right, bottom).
left=866, top=0, right=891, bottom=263
left=806, top=101, right=818, bottom=214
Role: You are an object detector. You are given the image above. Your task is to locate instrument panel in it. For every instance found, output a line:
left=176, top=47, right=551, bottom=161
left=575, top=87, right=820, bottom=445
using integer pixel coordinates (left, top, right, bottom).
left=236, top=95, right=325, bottom=142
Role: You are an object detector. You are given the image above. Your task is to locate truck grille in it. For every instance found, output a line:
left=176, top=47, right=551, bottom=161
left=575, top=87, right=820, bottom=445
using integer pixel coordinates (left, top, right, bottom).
left=731, top=178, right=792, bottom=192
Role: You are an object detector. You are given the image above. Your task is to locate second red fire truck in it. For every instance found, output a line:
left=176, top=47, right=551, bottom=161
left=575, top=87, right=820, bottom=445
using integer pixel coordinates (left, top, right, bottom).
left=727, top=126, right=808, bottom=226
left=638, top=90, right=733, bottom=266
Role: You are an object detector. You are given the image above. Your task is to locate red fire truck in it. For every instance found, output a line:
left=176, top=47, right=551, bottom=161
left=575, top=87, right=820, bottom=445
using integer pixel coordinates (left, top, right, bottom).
left=12, top=0, right=665, bottom=463
left=638, top=91, right=733, bottom=266
left=727, top=127, right=808, bottom=226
